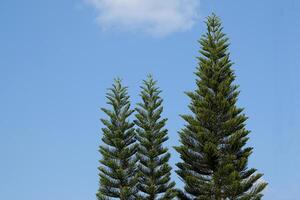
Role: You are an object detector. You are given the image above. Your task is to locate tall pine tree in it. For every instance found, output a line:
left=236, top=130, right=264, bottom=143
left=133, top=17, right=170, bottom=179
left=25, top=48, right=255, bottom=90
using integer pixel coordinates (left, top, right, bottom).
left=135, top=75, right=176, bottom=200
left=97, top=79, right=139, bottom=200
left=175, top=14, right=267, bottom=200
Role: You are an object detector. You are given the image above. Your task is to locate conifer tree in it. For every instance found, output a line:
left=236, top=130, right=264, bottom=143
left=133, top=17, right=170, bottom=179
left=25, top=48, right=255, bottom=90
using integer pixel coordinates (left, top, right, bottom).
left=135, top=75, right=176, bottom=200
left=97, top=79, right=138, bottom=200
left=175, top=14, right=267, bottom=200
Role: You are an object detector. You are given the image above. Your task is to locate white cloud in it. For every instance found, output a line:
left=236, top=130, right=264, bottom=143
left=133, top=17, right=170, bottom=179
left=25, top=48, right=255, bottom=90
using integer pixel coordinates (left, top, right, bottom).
left=87, top=0, right=200, bottom=36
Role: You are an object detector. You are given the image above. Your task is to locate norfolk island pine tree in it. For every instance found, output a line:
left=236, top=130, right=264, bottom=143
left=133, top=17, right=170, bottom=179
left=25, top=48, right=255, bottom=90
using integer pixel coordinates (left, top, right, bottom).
left=134, top=75, right=176, bottom=200
left=175, top=14, right=267, bottom=200
left=97, top=79, right=139, bottom=200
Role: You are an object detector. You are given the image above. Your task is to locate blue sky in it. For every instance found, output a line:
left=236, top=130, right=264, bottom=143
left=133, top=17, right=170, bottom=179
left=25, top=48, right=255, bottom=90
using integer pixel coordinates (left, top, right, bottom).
left=1, top=0, right=299, bottom=199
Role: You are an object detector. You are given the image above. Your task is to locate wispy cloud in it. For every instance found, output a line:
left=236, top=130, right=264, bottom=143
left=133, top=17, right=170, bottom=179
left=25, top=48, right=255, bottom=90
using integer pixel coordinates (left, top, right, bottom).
left=86, top=0, right=200, bottom=37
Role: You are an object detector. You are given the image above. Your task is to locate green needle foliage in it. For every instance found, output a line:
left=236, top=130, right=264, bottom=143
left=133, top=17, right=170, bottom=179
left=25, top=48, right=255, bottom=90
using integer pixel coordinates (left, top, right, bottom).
left=175, top=14, right=267, bottom=200
left=97, top=79, right=139, bottom=200
left=135, top=75, right=176, bottom=200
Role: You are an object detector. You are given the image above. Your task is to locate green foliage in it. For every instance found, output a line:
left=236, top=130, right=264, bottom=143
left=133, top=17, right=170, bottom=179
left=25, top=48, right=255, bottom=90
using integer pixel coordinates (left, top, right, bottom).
left=97, top=79, right=139, bottom=200
left=175, top=14, right=267, bottom=200
left=135, top=75, right=176, bottom=200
